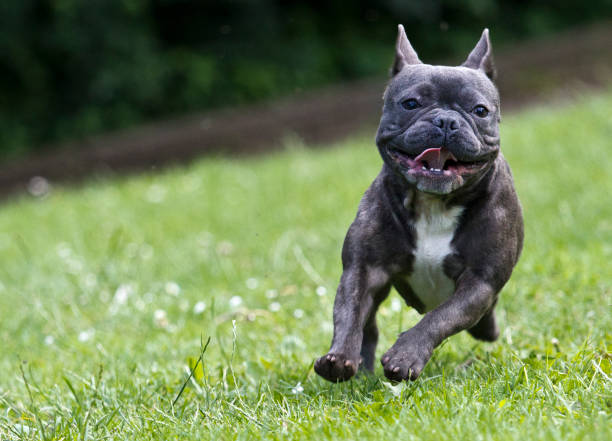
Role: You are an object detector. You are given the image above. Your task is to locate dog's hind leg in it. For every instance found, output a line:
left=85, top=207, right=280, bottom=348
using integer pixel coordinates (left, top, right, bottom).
left=467, top=308, right=499, bottom=342
left=360, top=288, right=391, bottom=372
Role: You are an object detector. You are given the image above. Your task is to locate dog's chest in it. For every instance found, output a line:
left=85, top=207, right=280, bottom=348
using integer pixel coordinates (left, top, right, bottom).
left=406, top=199, right=463, bottom=312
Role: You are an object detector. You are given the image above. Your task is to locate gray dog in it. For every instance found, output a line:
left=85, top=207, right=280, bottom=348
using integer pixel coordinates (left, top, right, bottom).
left=314, top=26, right=524, bottom=382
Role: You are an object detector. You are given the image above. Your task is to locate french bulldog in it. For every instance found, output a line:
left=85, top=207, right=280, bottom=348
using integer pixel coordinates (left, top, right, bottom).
left=314, top=26, right=524, bottom=382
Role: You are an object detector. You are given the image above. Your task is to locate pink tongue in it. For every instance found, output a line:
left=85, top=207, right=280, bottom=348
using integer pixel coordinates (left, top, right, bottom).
left=414, top=148, right=456, bottom=169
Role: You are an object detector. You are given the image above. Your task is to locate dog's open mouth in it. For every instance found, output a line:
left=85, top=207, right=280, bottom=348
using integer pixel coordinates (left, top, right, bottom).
left=389, top=147, right=485, bottom=176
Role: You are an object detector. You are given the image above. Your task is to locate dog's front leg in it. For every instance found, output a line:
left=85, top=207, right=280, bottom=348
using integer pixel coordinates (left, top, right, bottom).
left=315, top=265, right=390, bottom=382
left=381, top=271, right=496, bottom=381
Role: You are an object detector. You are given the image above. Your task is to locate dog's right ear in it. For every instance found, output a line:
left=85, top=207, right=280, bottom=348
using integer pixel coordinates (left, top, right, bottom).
left=392, top=24, right=422, bottom=76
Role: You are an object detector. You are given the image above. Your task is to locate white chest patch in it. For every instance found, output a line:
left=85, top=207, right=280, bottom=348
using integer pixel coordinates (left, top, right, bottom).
left=407, top=198, right=463, bottom=312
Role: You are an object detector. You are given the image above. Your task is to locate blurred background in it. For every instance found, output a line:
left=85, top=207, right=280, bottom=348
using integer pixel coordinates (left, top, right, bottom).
left=1, top=0, right=611, bottom=194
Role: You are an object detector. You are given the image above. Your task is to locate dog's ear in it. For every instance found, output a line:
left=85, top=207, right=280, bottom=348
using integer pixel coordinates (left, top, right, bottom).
left=392, top=24, right=421, bottom=76
left=462, top=28, right=496, bottom=81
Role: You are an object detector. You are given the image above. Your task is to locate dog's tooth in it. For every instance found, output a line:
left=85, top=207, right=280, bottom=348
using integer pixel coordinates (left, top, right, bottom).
left=422, top=166, right=427, bottom=170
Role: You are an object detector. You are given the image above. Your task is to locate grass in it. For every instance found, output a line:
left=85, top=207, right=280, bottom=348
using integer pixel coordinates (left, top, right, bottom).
left=0, top=90, right=611, bottom=440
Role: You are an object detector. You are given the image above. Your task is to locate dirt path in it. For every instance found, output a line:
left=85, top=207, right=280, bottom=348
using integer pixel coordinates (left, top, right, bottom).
left=1, top=23, right=610, bottom=198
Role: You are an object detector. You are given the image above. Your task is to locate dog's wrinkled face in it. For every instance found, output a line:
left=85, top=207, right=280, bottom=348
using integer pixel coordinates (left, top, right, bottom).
left=376, top=27, right=500, bottom=195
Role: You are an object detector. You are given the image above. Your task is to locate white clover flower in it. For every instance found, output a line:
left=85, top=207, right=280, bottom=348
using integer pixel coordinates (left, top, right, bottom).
left=265, top=289, right=278, bottom=299
left=229, top=296, right=243, bottom=308
left=134, top=299, right=146, bottom=311
left=113, top=284, right=132, bottom=305
left=154, top=309, right=169, bottom=328
left=391, top=298, right=402, bottom=312
left=291, top=382, right=304, bottom=394
left=56, top=243, right=72, bottom=259
left=293, top=309, right=304, bottom=319
left=44, top=335, right=55, bottom=346
left=316, top=286, right=327, bottom=296
left=109, top=284, right=134, bottom=315
left=27, top=176, right=51, bottom=197
left=246, top=278, right=259, bottom=290
left=269, top=302, right=281, bottom=312
left=193, top=301, right=206, bottom=314
left=78, top=329, right=94, bottom=342
left=165, top=282, right=181, bottom=296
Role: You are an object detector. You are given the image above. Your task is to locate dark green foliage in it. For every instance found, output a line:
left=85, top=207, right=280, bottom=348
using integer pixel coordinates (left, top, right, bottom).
left=1, top=0, right=611, bottom=157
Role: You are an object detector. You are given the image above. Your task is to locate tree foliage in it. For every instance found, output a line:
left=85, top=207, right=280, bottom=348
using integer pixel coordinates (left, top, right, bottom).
left=1, top=0, right=610, bottom=156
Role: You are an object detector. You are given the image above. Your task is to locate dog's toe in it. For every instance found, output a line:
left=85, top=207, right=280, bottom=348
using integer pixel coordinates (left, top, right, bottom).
left=314, top=353, right=358, bottom=382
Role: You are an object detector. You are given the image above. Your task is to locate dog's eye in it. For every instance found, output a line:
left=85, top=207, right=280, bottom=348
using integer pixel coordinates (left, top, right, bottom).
left=473, top=105, right=489, bottom=118
left=401, top=98, right=420, bottom=110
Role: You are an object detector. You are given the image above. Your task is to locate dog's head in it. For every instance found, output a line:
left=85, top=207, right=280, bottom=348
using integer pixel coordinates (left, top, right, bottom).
left=376, top=26, right=500, bottom=195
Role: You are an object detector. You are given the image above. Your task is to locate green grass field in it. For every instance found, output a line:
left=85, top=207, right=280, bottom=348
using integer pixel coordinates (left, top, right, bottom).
left=0, top=91, right=610, bottom=440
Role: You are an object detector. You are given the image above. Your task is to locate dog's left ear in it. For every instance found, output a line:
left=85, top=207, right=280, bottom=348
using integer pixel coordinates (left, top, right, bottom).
left=462, top=28, right=496, bottom=81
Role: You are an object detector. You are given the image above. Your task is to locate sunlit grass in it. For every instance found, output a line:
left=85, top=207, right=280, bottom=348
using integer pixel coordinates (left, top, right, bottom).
left=0, top=91, right=610, bottom=440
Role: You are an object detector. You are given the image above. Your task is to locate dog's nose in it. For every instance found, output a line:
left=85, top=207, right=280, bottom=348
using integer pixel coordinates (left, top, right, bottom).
left=432, top=114, right=459, bottom=131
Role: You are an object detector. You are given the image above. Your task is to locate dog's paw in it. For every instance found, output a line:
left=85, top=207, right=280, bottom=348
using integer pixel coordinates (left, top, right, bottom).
left=314, top=353, right=359, bottom=382
left=380, top=333, right=433, bottom=382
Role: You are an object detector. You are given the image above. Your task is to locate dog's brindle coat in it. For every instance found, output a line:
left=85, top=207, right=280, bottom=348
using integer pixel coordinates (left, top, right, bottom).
left=315, top=26, right=524, bottom=382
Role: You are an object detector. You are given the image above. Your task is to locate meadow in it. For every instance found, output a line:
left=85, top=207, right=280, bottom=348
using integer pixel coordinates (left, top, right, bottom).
left=0, top=91, right=610, bottom=440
